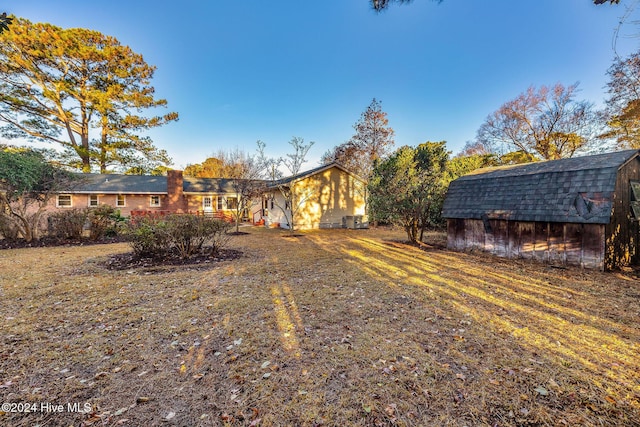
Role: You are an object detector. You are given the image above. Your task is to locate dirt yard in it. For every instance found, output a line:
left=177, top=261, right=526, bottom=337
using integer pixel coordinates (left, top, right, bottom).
left=0, top=227, right=638, bottom=426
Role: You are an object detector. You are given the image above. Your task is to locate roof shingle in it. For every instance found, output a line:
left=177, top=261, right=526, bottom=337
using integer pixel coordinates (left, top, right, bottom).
left=442, top=150, right=639, bottom=224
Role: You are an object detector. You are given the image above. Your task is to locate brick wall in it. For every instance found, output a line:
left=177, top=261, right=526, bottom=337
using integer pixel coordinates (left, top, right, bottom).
left=166, top=170, right=187, bottom=212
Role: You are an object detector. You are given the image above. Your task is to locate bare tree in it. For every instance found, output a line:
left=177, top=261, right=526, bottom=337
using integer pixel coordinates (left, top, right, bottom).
left=322, top=98, right=394, bottom=179
left=603, top=49, right=640, bottom=148
left=224, top=149, right=265, bottom=234
left=371, top=0, right=617, bottom=12
left=476, top=83, right=598, bottom=160
left=257, top=137, right=315, bottom=233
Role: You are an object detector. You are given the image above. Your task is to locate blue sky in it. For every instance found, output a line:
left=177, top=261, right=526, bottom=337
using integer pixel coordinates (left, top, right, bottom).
left=4, top=0, right=638, bottom=169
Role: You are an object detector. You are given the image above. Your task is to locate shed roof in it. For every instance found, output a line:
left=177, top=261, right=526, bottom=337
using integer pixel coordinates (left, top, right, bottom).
left=442, top=150, right=640, bottom=224
left=65, top=174, right=167, bottom=194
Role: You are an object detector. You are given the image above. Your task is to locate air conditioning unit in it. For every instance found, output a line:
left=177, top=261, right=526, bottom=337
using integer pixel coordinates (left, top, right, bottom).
left=343, top=215, right=369, bottom=229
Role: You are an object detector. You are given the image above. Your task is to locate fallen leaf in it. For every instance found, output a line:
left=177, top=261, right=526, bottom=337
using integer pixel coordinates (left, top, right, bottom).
left=455, top=373, right=466, bottom=380
left=262, top=372, right=271, bottom=379
left=261, top=361, right=271, bottom=369
left=113, top=407, right=128, bottom=416
left=534, top=386, right=548, bottom=396
left=166, top=411, right=176, bottom=420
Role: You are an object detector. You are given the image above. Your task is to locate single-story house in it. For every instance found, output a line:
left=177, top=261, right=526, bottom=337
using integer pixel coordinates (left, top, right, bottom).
left=262, top=163, right=368, bottom=229
left=52, top=163, right=367, bottom=230
left=442, top=149, right=640, bottom=270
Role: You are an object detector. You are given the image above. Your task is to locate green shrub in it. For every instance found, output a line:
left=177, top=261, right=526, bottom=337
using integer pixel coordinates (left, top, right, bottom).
left=206, top=218, right=232, bottom=256
left=48, top=209, right=88, bottom=239
left=0, top=215, right=20, bottom=240
left=124, top=214, right=232, bottom=259
left=125, top=215, right=171, bottom=258
left=88, top=205, right=125, bottom=240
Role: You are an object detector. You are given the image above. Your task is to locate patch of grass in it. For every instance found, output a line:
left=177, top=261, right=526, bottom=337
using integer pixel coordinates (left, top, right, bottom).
left=0, top=227, right=638, bottom=426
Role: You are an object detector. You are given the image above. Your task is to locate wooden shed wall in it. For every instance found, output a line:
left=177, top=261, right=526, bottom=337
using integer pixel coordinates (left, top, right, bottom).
left=447, top=219, right=606, bottom=270
left=605, top=157, right=640, bottom=270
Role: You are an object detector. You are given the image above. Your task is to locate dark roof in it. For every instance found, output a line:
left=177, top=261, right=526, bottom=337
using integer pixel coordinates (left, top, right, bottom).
left=442, top=150, right=639, bottom=224
left=267, top=162, right=362, bottom=188
left=183, top=177, right=257, bottom=193
left=66, top=174, right=167, bottom=194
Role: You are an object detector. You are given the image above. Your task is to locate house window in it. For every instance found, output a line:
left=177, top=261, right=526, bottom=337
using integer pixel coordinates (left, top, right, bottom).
left=57, top=195, right=72, bottom=208
left=88, top=195, right=99, bottom=207
left=217, top=196, right=224, bottom=210
left=116, top=195, right=126, bottom=207
left=150, top=195, right=161, bottom=207
left=285, top=200, right=291, bottom=210
left=227, top=196, right=238, bottom=210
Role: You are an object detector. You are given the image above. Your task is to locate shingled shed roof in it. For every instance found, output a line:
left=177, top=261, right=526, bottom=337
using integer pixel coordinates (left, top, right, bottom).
left=442, top=150, right=640, bottom=224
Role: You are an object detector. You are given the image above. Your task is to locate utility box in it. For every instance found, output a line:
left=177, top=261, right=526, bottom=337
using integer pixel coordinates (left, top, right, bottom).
left=344, top=215, right=369, bottom=229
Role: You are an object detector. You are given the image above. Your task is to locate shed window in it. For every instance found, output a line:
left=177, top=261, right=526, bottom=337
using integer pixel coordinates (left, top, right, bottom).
left=631, top=181, right=640, bottom=219
left=88, top=195, right=99, bottom=207
left=150, top=195, right=161, bottom=207
left=116, top=195, right=126, bottom=207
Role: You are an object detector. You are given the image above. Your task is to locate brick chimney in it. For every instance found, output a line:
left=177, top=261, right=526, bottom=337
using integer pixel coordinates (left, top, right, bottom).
left=166, top=170, right=187, bottom=212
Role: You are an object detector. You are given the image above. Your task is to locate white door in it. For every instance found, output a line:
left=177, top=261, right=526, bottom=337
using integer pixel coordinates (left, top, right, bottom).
left=203, top=196, right=213, bottom=212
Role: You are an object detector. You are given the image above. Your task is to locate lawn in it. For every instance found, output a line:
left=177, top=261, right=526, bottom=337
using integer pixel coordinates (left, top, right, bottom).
left=0, top=227, right=638, bottom=426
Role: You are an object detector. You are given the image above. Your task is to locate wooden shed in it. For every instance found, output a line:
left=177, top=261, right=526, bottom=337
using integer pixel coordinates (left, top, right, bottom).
left=442, top=150, right=640, bottom=270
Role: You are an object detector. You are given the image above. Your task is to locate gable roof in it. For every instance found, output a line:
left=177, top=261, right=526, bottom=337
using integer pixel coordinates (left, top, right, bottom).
left=65, top=173, right=167, bottom=194
left=267, top=162, right=365, bottom=188
left=442, top=150, right=640, bottom=224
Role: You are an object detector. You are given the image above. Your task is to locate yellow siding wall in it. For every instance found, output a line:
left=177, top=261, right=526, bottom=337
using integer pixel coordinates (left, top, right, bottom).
left=294, top=166, right=366, bottom=229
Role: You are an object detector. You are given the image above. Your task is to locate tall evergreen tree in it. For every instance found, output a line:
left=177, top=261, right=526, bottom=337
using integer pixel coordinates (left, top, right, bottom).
left=0, top=18, right=177, bottom=173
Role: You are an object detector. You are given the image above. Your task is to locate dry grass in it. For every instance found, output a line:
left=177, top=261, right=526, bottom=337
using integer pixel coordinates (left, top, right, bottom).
left=0, top=227, right=638, bottom=427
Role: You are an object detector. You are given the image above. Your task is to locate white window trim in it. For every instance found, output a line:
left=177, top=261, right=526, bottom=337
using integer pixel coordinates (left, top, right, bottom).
left=149, top=195, right=161, bottom=207
left=56, top=194, right=72, bottom=208
left=88, top=195, right=99, bottom=207
left=116, top=195, right=126, bottom=207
